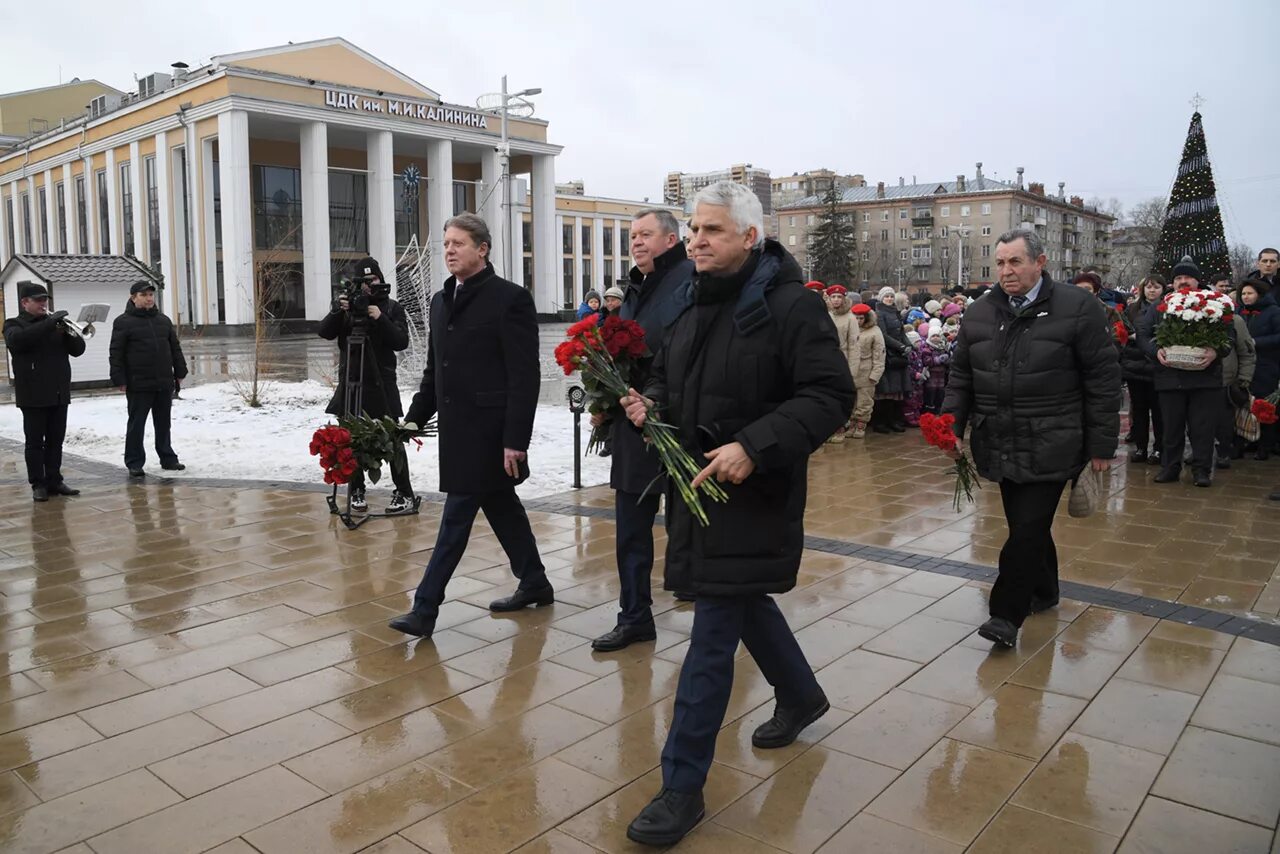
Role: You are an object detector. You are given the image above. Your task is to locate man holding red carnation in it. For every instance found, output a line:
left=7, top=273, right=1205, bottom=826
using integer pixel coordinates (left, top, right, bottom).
left=943, top=229, right=1121, bottom=649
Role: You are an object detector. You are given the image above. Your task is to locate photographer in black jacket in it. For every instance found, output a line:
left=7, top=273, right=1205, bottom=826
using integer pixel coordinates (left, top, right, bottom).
left=318, top=256, right=414, bottom=514
left=3, top=281, right=86, bottom=501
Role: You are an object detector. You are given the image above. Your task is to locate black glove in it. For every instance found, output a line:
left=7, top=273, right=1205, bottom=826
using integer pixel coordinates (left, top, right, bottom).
left=50, top=310, right=69, bottom=322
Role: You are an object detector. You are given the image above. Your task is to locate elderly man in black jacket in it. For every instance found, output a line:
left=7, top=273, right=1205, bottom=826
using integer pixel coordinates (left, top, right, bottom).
left=387, top=213, right=551, bottom=638
left=619, top=182, right=853, bottom=846
left=944, top=229, right=1121, bottom=649
left=109, top=281, right=188, bottom=477
left=3, top=281, right=86, bottom=501
left=591, top=209, right=695, bottom=653
left=318, top=256, right=415, bottom=514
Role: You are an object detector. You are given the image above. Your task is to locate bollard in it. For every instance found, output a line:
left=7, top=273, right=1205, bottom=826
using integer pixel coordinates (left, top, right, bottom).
left=567, top=386, right=587, bottom=489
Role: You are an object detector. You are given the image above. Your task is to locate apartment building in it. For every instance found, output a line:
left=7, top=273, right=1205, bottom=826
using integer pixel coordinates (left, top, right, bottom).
left=663, top=163, right=772, bottom=215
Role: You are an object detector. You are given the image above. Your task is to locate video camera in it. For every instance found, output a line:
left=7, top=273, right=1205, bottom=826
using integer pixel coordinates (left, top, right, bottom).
left=334, top=257, right=391, bottom=324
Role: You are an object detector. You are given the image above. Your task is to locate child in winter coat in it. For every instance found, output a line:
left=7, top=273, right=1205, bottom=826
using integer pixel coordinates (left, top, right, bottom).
left=915, top=323, right=952, bottom=415
left=824, top=285, right=860, bottom=443
left=850, top=304, right=885, bottom=438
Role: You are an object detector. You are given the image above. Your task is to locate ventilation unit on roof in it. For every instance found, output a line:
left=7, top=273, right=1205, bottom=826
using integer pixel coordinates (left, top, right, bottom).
left=89, top=93, right=123, bottom=118
left=138, top=72, right=172, bottom=99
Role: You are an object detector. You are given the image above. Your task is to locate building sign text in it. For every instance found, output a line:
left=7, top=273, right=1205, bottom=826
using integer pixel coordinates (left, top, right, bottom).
left=324, top=90, right=490, bottom=130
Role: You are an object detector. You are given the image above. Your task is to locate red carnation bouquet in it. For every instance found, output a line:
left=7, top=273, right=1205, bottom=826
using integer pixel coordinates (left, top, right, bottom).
left=918, top=412, right=980, bottom=511
left=1253, top=398, right=1278, bottom=426
left=311, top=425, right=358, bottom=485
left=310, top=416, right=434, bottom=486
left=555, top=313, right=728, bottom=526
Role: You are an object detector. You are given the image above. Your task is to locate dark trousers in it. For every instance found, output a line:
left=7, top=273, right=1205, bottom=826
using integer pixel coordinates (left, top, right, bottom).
left=350, top=460, right=414, bottom=498
left=1216, top=388, right=1238, bottom=460
left=125, top=390, right=178, bottom=470
left=991, top=480, right=1067, bottom=627
left=663, top=594, right=821, bottom=793
left=922, top=386, right=945, bottom=415
left=1159, top=387, right=1219, bottom=474
left=615, top=490, right=660, bottom=627
left=1128, top=380, right=1162, bottom=455
left=411, top=487, right=548, bottom=617
left=21, top=404, right=68, bottom=487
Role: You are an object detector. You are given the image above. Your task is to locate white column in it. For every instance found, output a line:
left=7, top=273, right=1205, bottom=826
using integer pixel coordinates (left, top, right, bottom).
left=592, top=216, right=605, bottom=288
left=200, top=136, right=217, bottom=323
left=104, top=148, right=119, bottom=254
left=84, top=157, right=99, bottom=254
left=508, top=178, right=525, bottom=288
left=366, top=130, right=396, bottom=287
left=27, top=177, right=39, bottom=252
left=216, top=109, right=253, bottom=325
left=155, top=133, right=174, bottom=290
left=180, top=124, right=203, bottom=325
left=61, top=163, right=76, bottom=254
left=425, top=137, right=453, bottom=287
left=40, top=172, right=54, bottom=252
left=129, top=141, right=145, bottom=262
left=531, top=154, right=556, bottom=314
left=16, top=181, right=30, bottom=254
left=478, top=146, right=507, bottom=278
left=0, top=183, right=10, bottom=265
left=300, top=122, right=332, bottom=320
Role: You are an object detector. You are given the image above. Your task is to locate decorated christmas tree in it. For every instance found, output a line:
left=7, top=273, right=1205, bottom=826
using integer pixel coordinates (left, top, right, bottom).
left=1152, top=109, right=1231, bottom=282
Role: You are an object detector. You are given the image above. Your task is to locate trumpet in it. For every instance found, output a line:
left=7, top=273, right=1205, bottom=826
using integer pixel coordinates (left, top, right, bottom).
left=54, top=316, right=95, bottom=339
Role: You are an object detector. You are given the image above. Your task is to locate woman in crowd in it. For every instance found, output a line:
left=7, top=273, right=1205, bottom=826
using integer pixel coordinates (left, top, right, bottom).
left=872, top=287, right=912, bottom=432
left=850, top=303, right=885, bottom=439
left=1121, top=275, right=1167, bottom=464
left=824, top=285, right=860, bottom=444
left=1241, top=278, right=1280, bottom=459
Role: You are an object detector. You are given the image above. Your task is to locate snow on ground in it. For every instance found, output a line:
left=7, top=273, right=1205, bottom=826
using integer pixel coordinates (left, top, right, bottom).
left=0, top=381, right=611, bottom=498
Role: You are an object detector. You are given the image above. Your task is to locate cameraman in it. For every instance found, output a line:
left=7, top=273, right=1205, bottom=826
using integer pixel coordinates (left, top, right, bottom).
left=3, top=282, right=86, bottom=501
left=318, top=257, right=415, bottom=514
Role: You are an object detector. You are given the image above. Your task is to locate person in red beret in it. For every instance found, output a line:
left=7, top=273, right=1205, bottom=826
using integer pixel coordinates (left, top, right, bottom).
left=849, top=303, right=884, bottom=438
left=805, top=280, right=829, bottom=308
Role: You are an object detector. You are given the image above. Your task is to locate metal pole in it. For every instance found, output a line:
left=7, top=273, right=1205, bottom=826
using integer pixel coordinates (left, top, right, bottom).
left=572, top=411, right=582, bottom=489
left=500, top=75, right=512, bottom=279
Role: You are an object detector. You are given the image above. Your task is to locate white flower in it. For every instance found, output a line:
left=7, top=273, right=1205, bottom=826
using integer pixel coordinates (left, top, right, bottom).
left=1181, top=309, right=1198, bottom=321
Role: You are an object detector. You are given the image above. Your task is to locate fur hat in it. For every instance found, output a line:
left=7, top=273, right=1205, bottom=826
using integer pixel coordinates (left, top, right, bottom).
left=1171, top=255, right=1201, bottom=281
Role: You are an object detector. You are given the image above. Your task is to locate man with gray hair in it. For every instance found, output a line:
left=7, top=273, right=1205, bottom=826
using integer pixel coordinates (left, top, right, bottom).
left=591, top=207, right=696, bottom=653
left=943, top=229, right=1121, bottom=648
left=619, top=182, right=853, bottom=845
left=388, top=212, right=552, bottom=638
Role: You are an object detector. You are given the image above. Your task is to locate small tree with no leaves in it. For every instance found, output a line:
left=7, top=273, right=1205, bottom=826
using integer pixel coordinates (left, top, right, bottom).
left=806, top=187, right=858, bottom=285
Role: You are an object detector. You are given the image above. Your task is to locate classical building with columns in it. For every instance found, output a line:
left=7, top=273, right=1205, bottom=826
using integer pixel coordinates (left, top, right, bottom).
left=0, top=38, right=569, bottom=327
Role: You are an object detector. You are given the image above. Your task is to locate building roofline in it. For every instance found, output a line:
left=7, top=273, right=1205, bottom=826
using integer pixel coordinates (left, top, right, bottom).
left=1, top=253, right=161, bottom=286
left=779, top=183, right=1116, bottom=221
left=212, top=37, right=441, bottom=101
left=0, top=79, right=123, bottom=101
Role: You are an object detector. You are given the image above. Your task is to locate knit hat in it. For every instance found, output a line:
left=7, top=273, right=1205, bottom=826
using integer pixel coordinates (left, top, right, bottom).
left=927, top=321, right=945, bottom=341
left=916, top=320, right=930, bottom=335
left=805, top=281, right=826, bottom=291
left=877, top=286, right=895, bottom=301
left=825, top=284, right=848, bottom=296
left=603, top=286, right=626, bottom=301
left=924, top=299, right=942, bottom=316
left=941, top=301, right=963, bottom=319
left=1171, top=255, right=1201, bottom=281
left=851, top=303, right=872, bottom=315
left=906, top=330, right=921, bottom=345
left=353, top=257, right=385, bottom=282
left=584, top=289, right=601, bottom=302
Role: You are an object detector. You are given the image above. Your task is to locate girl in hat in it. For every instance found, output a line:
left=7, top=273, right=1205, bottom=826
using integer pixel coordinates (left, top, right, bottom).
left=850, top=304, right=884, bottom=438
left=824, top=285, right=859, bottom=443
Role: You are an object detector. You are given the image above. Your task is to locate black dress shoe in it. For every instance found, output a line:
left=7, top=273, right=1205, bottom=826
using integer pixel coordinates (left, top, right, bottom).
left=48, top=482, right=80, bottom=496
left=752, top=691, right=830, bottom=749
left=1028, top=594, right=1060, bottom=614
left=1153, top=467, right=1181, bottom=483
left=592, top=623, right=657, bottom=652
left=673, top=591, right=697, bottom=602
left=1128, top=450, right=1148, bottom=464
left=387, top=612, right=436, bottom=637
left=31, top=486, right=48, bottom=502
left=161, top=461, right=186, bottom=471
left=626, top=789, right=705, bottom=847
left=977, top=617, right=1018, bottom=648
left=872, top=421, right=892, bottom=434
left=1147, top=452, right=1162, bottom=466
left=128, top=468, right=146, bottom=478
left=1193, top=470, right=1212, bottom=488
left=489, top=585, right=554, bottom=612
left=889, top=422, right=907, bottom=433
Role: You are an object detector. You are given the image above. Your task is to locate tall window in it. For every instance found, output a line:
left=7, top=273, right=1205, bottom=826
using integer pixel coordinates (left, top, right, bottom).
left=602, top=227, right=613, bottom=256
left=4, top=198, right=13, bottom=256
left=38, top=188, right=49, bottom=252
left=145, top=156, right=161, bottom=263
left=96, top=170, right=110, bottom=253
left=562, top=258, right=573, bottom=309
left=581, top=223, right=592, bottom=255
left=55, top=183, right=67, bottom=253
left=522, top=219, right=532, bottom=253
left=452, top=181, right=468, bottom=216
left=328, top=171, right=368, bottom=253
left=620, top=227, right=630, bottom=261
left=561, top=223, right=573, bottom=255
left=75, top=177, right=87, bottom=253
left=582, top=258, right=591, bottom=291
left=120, top=162, right=135, bottom=257
left=212, top=161, right=222, bottom=249
left=253, top=165, right=303, bottom=250
left=21, top=193, right=32, bottom=251
left=393, top=175, right=420, bottom=248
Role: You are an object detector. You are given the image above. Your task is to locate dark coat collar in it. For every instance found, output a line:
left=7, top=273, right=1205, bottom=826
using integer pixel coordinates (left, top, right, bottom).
left=444, top=261, right=497, bottom=313
left=628, top=241, right=688, bottom=286
left=992, top=273, right=1055, bottom=314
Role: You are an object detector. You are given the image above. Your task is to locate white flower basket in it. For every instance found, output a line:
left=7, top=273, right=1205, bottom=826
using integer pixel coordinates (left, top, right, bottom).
left=1165, top=345, right=1211, bottom=370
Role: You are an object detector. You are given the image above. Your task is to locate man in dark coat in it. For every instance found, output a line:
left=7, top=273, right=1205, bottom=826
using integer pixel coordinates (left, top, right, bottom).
left=943, top=229, right=1121, bottom=649
left=1248, top=247, right=1278, bottom=290
left=387, top=213, right=551, bottom=638
left=591, top=209, right=694, bottom=653
left=619, top=182, right=853, bottom=846
left=108, top=280, right=188, bottom=477
left=3, top=281, right=86, bottom=501
left=317, top=256, right=415, bottom=514
left=1138, top=256, right=1235, bottom=486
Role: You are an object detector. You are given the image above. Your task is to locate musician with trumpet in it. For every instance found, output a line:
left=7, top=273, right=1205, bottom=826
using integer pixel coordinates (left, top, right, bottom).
left=109, top=280, right=189, bottom=478
left=3, top=281, right=87, bottom=501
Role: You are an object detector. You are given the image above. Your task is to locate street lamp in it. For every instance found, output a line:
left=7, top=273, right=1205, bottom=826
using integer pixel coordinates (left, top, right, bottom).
left=499, top=76, right=541, bottom=280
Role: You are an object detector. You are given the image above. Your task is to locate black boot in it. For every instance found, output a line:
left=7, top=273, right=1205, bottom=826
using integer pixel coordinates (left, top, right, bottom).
left=489, top=584, right=555, bottom=612
left=591, top=623, right=657, bottom=652
left=889, top=399, right=907, bottom=432
left=977, top=617, right=1018, bottom=648
left=387, top=612, right=436, bottom=637
left=32, top=485, right=49, bottom=502
left=626, top=789, right=705, bottom=846
left=752, top=691, right=830, bottom=748
left=1153, top=467, right=1181, bottom=484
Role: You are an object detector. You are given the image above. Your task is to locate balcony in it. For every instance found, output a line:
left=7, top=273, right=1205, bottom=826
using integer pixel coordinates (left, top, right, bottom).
left=911, top=215, right=933, bottom=227
left=911, top=256, right=932, bottom=267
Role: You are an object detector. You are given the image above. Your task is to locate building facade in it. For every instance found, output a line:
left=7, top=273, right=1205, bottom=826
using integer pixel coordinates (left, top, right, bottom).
left=663, top=163, right=772, bottom=215
left=0, top=38, right=568, bottom=327
left=771, top=169, right=866, bottom=211
left=777, top=164, right=1115, bottom=293
left=0, top=79, right=121, bottom=148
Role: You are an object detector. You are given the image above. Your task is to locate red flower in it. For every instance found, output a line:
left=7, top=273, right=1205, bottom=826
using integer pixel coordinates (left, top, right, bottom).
left=567, top=315, right=600, bottom=338
left=1114, top=321, right=1130, bottom=346
left=1155, top=301, right=1168, bottom=313
left=1252, top=399, right=1278, bottom=425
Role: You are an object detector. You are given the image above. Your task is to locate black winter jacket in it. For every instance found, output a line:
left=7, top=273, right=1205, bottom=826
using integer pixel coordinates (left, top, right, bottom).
left=610, top=242, right=694, bottom=494
left=643, top=240, right=853, bottom=597
left=108, top=303, right=188, bottom=392
left=943, top=275, right=1122, bottom=484
left=318, top=295, right=410, bottom=418
left=1120, top=300, right=1158, bottom=382
left=405, top=263, right=540, bottom=494
left=874, top=301, right=911, bottom=395
left=3, top=310, right=86, bottom=407
left=1242, top=293, right=1280, bottom=396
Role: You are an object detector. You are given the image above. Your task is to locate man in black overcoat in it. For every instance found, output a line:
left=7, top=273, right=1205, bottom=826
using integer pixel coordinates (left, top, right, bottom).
left=591, top=209, right=695, bottom=653
left=387, top=213, right=551, bottom=638
left=619, top=182, right=853, bottom=846
left=3, top=281, right=86, bottom=501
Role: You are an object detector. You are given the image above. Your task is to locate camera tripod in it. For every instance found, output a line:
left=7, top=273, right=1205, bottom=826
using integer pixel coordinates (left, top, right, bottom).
left=326, top=322, right=423, bottom=530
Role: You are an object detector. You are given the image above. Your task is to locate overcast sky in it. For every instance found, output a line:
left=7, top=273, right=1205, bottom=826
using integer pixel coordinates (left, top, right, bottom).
left=4, top=0, right=1278, bottom=252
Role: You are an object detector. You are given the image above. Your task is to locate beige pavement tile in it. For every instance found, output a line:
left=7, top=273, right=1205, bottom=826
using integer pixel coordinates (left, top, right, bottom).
left=821, top=689, right=968, bottom=770
left=817, top=649, right=921, bottom=713
left=830, top=588, right=938, bottom=630
left=865, top=738, right=1034, bottom=846
left=444, top=627, right=588, bottom=681
left=337, top=630, right=489, bottom=684
left=82, top=669, right=260, bottom=736
left=168, top=604, right=312, bottom=648
left=792, top=617, right=881, bottom=670
left=1070, top=678, right=1199, bottom=755
left=313, top=665, right=485, bottom=732
left=0, top=768, right=182, bottom=853
left=920, top=585, right=992, bottom=625
left=0, top=771, right=39, bottom=816
left=260, top=601, right=401, bottom=647
left=1008, top=641, right=1128, bottom=700
left=720, top=746, right=898, bottom=853
left=195, top=667, right=372, bottom=734
left=0, top=670, right=149, bottom=734
left=149, top=709, right=349, bottom=797
left=1056, top=608, right=1156, bottom=654
left=431, top=661, right=597, bottom=731
left=230, top=630, right=391, bottom=686
left=947, top=684, right=1087, bottom=761
left=1221, top=638, right=1280, bottom=685
left=23, top=635, right=191, bottom=691
left=969, top=805, right=1118, bottom=854
left=548, top=628, right=686, bottom=678
left=1118, top=797, right=1273, bottom=854
left=16, top=712, right=224, bottom=800
left=862, top=615, right=975, bottom=664
left=898, top=645, right=1022, bottom=708
left=1190, top=673, right=1280, bottom=746
left=0, top=673, right=43, bottom=705
left=87, top=765, right=325, bottom=854
left=715, top=702, right=852, bottom=779
left=1152, top=727, right=1280, bottom=828
left=671, top=822, right=788, bottom=853
left=551, top=657, right=682, bottom=725
left=511, top=829, right=602, bottom=853
left=358, top=837, right=430, bottom=854
left=0, top=715, right=101, bottom=773
left=1011, top=732, right=1164, bottom=836
left=815, top=813, right=962, bottom=853
left=0, top=637, right=92, bottom=677
left=401, top=758, right=617, bottom=854
left=554, top=699, right=672, bottom=785
left=126, top=634, right=288, bottom=688
left=1147, top=619, right=1234, bottom=650
left=244, top=761, right=470, bottom=854
left=1114, top=636, right=1226, bottom=695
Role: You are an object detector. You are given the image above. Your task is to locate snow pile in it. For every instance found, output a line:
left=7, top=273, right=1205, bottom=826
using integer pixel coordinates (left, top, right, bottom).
left=0, top=381, right=611, bottom=497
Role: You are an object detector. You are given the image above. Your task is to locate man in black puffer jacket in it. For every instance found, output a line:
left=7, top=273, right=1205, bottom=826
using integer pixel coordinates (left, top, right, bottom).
left=619, top=182, right=853, bottom=847
left=109, top=281, right=188, bottom=477
left=943, top=229, right=1121, bottom=649
left=3, top=281, right=86, bottom=500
